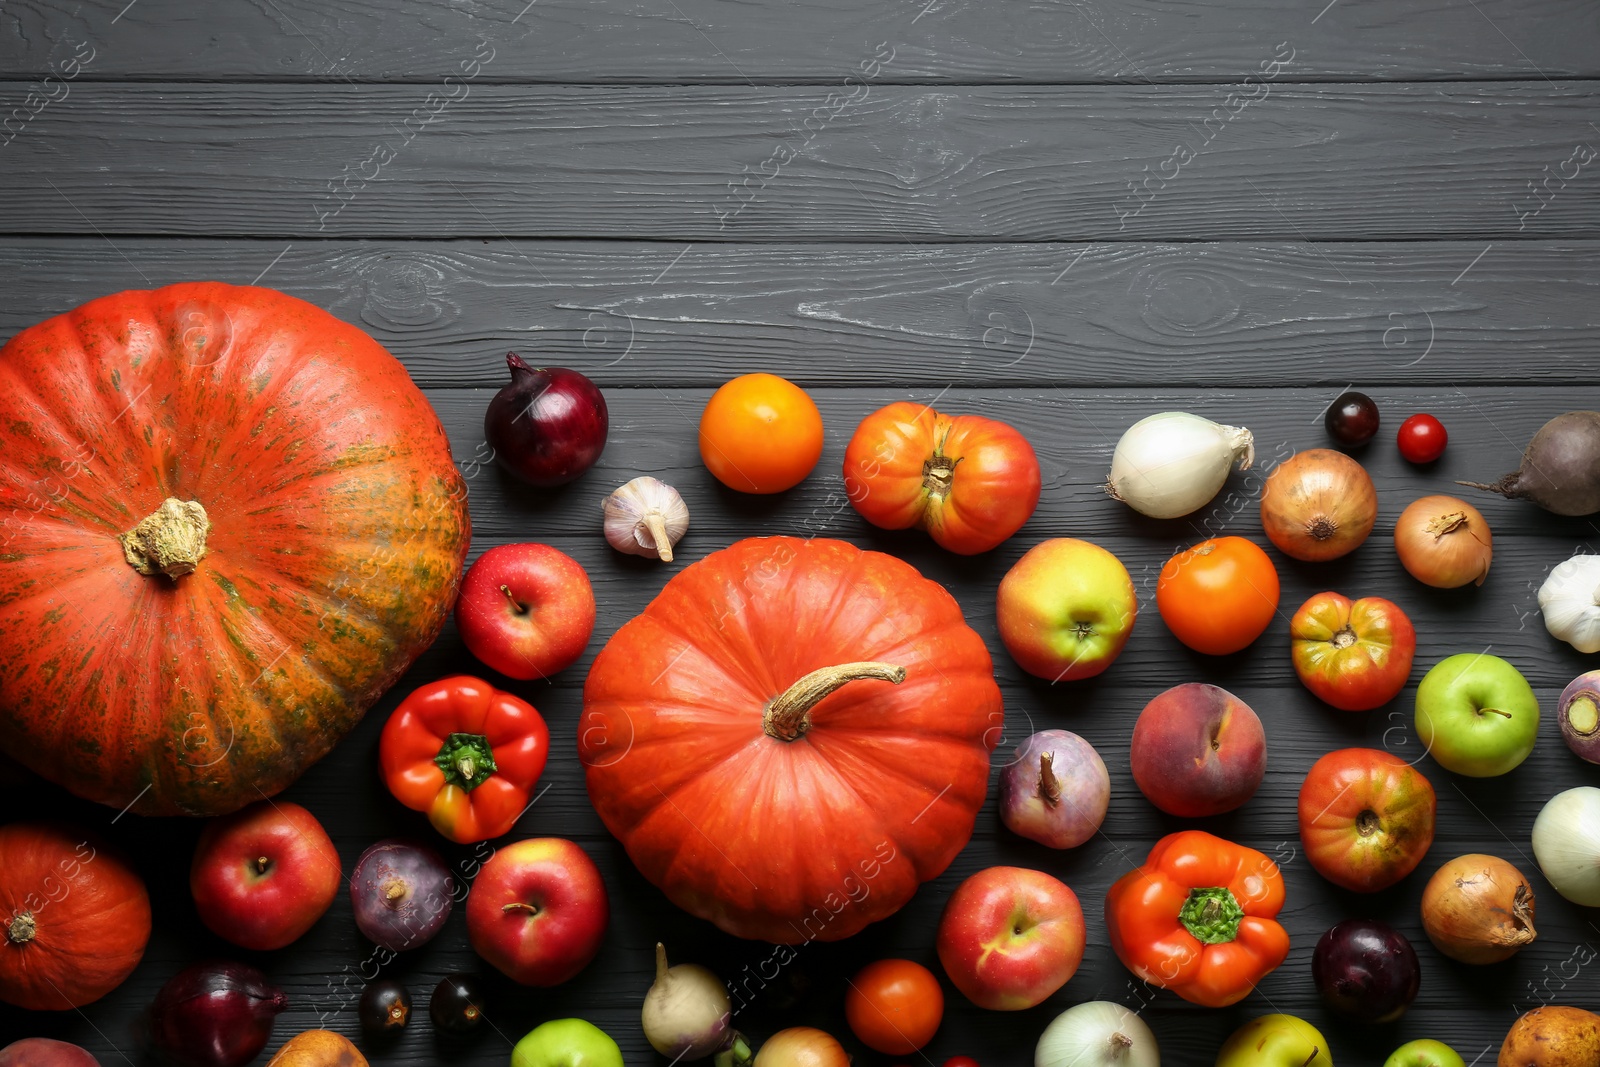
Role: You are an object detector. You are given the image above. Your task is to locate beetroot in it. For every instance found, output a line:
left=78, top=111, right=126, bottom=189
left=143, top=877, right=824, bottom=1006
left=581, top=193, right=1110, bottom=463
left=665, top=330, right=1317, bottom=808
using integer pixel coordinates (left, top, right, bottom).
left=1461, top=411, right=1600, bottom=515
left=148, top=962, right=286, bottom=1067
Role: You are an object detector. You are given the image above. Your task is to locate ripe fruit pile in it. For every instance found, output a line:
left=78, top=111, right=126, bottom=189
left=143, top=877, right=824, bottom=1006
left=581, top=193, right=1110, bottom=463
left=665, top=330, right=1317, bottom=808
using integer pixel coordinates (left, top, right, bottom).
left=1, top=289, right=1593, bottom=1064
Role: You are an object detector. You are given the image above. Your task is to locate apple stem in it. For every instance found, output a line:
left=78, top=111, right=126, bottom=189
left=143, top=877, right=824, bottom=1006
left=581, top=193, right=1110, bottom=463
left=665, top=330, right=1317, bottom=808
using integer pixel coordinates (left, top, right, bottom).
left=1478, top=707, right=1514, bottom=719
left=644, top=513, right=675, bottom=562
left=499, top=584, right=528, bottom=614
left=655, top=942, right=669, bottom=980
left=253, top=855, right=271, bottom=875
left=1302, top=1051, right=1320, bottom=1067
left=1037, top=752, right=1062, bottom=806
left=503, top=901, right=541, bottom=916
left=763, top=662, right=907, bottom=742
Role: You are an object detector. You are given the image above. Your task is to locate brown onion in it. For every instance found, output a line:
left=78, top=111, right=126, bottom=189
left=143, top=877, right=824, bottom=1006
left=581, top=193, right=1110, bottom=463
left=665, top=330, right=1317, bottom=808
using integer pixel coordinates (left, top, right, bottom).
left=1420, top=854, right=1536, bottom=964
left=1261, top=449, right=1377, bottom=561
left=1394, top=495, right=1492, bottom=588
left=753, top=1028, right=850, bottom=1067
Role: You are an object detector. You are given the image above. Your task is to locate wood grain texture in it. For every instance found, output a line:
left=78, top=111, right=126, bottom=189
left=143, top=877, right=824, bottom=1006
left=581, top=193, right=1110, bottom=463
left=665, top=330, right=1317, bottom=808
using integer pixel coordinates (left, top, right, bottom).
left=3, top=239, right=1599, bottom=388
left=2, top=381, right=1598, bottom=1061
left=3, top=83, right=1599, bottom=239
left=2, top=0, right=1597, bottom=82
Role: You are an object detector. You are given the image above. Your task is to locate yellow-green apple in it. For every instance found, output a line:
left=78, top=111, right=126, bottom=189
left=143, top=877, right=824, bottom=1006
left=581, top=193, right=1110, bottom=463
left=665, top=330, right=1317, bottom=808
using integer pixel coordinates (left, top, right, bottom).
left=456, top=543, right=596, bottom=680
left=1386, top=1039, right=1466, bottom=1067
left=466, top=837, right=608, bottom=987
left=511, top=1019, right=623, bottom=1067
left=1130, top=683, right=1266, bottom=817
left=189, top=800, right=341, bottom=951
left=996, top=538, right=1136, bottom=681
left=936, top=866, right=1085, bottom=1010
left=1215, top=1015, right=1332, bottom=1067
left=1414, top=653, right=1540, bottom=777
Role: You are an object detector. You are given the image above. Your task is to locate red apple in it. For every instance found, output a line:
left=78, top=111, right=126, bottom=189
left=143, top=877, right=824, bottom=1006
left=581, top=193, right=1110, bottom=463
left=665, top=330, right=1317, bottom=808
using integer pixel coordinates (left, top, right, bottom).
left=935, top=866, right=1085, bottom=1011
left=467, top=837, right=609, bottom=987
left=456, top=543, right=597, bottom=681
left=1130, top=683, right=1266, bottom=818
left=190, top=800, right=341, bottom=951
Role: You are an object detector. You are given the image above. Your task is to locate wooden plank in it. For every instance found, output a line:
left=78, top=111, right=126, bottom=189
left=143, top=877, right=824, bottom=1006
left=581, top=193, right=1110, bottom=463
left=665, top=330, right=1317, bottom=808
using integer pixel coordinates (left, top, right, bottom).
left=4, top=0, right=1597, bottom=83
left=3, top=83, right=1598, bottom=239
left=5, top=239, right=1600, bottom=388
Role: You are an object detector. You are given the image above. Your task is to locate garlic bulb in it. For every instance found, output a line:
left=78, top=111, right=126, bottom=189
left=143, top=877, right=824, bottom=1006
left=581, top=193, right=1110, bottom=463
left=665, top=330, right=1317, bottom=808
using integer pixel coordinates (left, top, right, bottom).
left=1538, top=554, right=1600, bottom=653
left=604, top=477, right=689, bottom=562
left=1106, top=412, right=1255, bottom=519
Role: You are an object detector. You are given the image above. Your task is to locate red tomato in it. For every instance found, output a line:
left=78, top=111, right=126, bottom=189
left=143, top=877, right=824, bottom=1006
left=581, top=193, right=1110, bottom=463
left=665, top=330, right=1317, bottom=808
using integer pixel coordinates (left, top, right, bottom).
left=1298, top=747, right=1437, bottom=892
left=844, top=958, right=944, bottom=1055
left=1397, top=413, right=1447, bottom=463
left=1290, top=592, right=1416, bottom=711
left=699, top=373, right=824, bottom=493
left=1155, top=537, right=1280, bottom=655
left=843, top=402, right=1040, bottom=555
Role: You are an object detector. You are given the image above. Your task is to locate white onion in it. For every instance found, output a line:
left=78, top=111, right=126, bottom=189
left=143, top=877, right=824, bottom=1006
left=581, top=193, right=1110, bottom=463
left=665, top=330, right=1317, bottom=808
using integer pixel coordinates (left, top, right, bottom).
left=1532, top=787, right=1600, bottom=906
left=1036, top=1001, right=1160, bottom=1067
left=1106, top=412, right=1254, bottom=519
left=1538, top=555, right=1600, bottom=653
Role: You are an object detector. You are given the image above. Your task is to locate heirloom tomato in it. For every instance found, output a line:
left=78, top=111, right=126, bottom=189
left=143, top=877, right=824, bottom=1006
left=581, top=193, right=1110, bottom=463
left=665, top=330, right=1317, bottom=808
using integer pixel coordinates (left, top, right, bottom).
left=1290, top=592, right=1416, bottom=711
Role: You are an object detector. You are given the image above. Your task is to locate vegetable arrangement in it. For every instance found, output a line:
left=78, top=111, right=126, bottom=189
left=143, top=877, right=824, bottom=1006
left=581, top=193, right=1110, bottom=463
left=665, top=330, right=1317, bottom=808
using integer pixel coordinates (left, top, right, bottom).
left=1, top=286, right=1594, bottom=1064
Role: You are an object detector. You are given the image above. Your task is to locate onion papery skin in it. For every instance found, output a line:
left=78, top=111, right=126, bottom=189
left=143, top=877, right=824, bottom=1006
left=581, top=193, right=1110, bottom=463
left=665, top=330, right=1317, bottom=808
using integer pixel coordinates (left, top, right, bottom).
left=1106, top=412, right=1255, bottom=520
left=753, top=1028, right=849, bottom=1067
left=1261, top=449, right=1377, bottom=562
left=1395, top=495, right=1493, bottom=589
left=1532, top=787, right=1600, bottom=907
left=1035, top=1001, right=1160, bottom=1067
left=1420, top=854, right=1537, bottom=965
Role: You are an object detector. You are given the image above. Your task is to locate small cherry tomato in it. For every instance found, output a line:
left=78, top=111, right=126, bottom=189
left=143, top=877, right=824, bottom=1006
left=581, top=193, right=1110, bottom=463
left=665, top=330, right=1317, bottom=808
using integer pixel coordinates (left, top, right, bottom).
left=1325, top=390, right=1380, bottom=447
left=1157, top=536, right=1280, bottom=655
left=699, top=373, right=824, bottom=493
left=843, top=959, right=944, bottom=1055
left=1396, top=413, right=1447, bottom=463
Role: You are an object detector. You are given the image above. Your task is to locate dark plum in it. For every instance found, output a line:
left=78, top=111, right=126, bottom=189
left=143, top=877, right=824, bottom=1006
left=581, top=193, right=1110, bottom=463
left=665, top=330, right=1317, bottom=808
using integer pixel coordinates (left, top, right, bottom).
left=148, top=961, right=287, bottom=1067
left=358, top=979, right=412, bottom=1036
left=485, top=354, right=608, bottom=487
left=350, top=840, right=455, bottom=952
left=1312, top=919, right=1420, bottom=1024
left=1325, top=391, right=1380, bottom=447
left=429, top=973, right=487, bottom=1034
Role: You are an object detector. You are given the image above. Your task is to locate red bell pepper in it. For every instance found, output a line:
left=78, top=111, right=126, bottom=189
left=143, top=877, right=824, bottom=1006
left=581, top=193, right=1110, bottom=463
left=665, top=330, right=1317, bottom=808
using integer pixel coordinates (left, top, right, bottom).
left=379, top=676, right=549, bottom=844
left=1104, top=830, right=1290, bottom=1008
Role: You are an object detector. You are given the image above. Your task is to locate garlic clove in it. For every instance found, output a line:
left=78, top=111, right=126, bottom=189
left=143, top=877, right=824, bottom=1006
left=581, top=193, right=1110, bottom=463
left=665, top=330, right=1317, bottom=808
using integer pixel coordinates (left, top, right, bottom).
left=603, top=477, right=689, bottom=562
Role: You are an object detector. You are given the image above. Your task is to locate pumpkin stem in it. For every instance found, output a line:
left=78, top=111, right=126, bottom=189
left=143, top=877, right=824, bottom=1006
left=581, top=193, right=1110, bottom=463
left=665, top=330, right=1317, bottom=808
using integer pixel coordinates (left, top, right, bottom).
left=5, top=911, right=36, bottom=945
left=763, top=661, right=907, bottom=742
left=120, top=497, right=211, bottom=579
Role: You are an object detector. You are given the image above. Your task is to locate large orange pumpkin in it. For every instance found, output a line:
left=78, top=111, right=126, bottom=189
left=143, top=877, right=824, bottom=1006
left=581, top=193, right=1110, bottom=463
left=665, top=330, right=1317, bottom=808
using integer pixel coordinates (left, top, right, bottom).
left=0, top=284, right=469, bottom=816
left=580, top=536, right=1002, bottom=943
left=0, top=822, right=151, bottom=1010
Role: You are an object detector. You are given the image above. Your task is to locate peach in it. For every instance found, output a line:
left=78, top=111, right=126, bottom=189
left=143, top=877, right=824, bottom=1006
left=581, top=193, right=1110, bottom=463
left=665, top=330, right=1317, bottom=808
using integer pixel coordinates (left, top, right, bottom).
left=1130, top=683, right=1266, bottom=817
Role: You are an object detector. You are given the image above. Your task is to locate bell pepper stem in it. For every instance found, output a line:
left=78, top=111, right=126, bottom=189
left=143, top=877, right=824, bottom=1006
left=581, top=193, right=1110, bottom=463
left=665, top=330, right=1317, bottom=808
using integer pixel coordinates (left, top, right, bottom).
left=1178, top=886, right=1244, bottom=944
left=434, top=731, right=499, bottom=791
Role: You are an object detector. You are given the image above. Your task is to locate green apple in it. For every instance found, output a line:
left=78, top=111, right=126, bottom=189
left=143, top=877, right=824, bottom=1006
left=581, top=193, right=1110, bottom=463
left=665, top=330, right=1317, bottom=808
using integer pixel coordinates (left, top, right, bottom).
left=1215, top=1014, right=1331, bottom=1067
left=510, top=1019, right=623, bottom=1067
left=996, top=538, right=1137, bottom=682
left=1383, top=1039, right=1466, bottom=1067
left=1414, top=653, right=1540, bottom=777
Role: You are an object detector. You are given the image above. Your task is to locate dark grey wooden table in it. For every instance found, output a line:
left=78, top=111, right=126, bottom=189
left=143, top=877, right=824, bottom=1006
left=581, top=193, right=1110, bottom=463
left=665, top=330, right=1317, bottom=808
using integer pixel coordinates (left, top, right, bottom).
left=4, top=1, right=1600, bottom=1063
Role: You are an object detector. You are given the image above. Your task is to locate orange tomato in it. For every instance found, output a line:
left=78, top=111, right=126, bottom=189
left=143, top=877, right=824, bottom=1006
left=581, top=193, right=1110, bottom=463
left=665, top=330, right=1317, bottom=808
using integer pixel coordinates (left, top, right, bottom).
left=698, top=373, right=824, bottom=493
left=844, top=958, right=944, bottom=1055
left=1156, top=536, right=1280, bottom=655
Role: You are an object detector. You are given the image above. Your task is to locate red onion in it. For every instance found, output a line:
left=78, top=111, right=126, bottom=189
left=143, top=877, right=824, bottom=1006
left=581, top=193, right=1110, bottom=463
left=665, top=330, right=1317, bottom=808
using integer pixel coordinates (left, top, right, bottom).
left=149, top=961, right=287, bottom=1067
left=485, top=355, right=608, bottom=487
